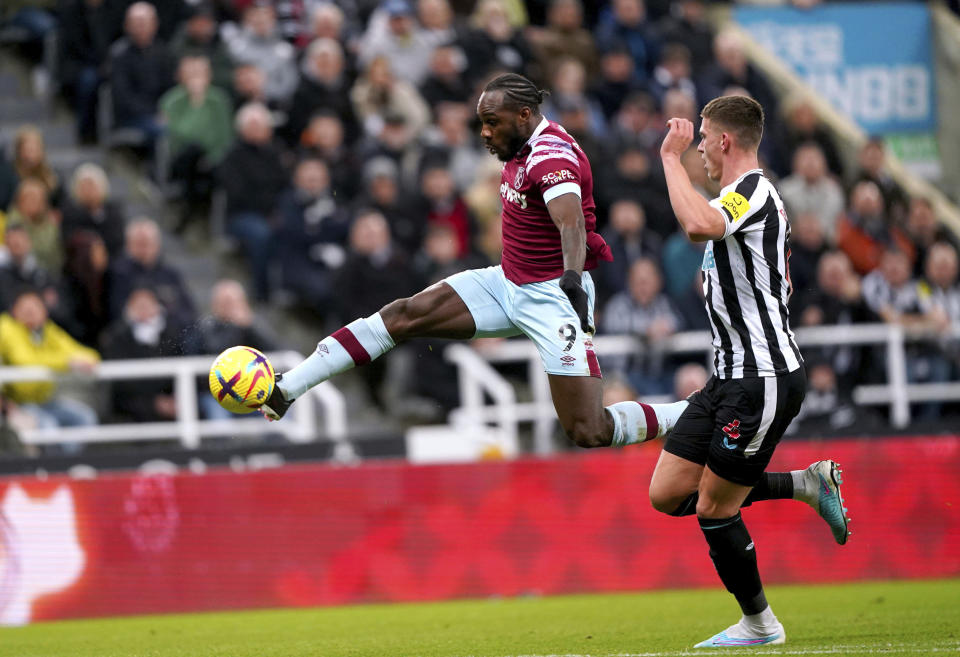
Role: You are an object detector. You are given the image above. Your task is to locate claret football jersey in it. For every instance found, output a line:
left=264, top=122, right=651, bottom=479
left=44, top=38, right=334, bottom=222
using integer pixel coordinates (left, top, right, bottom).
left=498, top=117, right=611, bottom=285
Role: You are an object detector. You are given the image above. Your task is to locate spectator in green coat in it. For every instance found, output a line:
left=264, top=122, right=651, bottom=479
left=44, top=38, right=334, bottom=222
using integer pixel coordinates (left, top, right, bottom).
left=159, top=55, right=234, bottom=230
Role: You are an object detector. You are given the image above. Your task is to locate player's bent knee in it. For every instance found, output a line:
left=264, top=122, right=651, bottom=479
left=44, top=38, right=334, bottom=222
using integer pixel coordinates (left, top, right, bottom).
left=649, top=488, right=678, bottom=515
left=649, top=482, right=690, bottom=515
left=695, top=495, right=735, bottom=520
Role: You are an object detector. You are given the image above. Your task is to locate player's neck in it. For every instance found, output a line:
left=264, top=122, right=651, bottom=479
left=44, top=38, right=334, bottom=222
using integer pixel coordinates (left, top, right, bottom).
left=719, top=152, right=760, bottom=188
left=519, top=114, right=544, bottom=143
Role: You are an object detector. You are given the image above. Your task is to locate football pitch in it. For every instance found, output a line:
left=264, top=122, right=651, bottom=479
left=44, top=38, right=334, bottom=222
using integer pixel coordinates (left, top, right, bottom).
left=2, top=579, right=957, bottom=657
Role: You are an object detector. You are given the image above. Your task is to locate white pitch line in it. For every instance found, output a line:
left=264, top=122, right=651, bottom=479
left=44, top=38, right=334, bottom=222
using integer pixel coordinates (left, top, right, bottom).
left=453, top=644, right=960, bottom=657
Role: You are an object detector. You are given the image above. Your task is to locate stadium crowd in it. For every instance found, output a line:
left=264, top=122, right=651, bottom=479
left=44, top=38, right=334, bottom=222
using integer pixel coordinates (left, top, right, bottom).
left=0, top=0, right=959, bottom=445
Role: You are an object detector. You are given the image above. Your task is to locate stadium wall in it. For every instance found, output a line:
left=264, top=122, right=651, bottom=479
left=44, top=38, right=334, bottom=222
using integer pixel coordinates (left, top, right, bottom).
left=0, top=436, right=957, bottom=624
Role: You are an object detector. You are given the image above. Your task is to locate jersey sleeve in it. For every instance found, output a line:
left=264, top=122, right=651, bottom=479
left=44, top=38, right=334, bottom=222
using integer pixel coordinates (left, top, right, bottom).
left=709, top=174, right=767, bottom=239
left=525, top=136, right=583, bottom=204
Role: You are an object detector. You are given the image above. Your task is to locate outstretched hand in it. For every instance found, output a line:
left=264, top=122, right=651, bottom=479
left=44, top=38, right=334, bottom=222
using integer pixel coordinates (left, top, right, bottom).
left=559, top=270, right=594, bottom=334
left=660, top=118, right=695, bottom=159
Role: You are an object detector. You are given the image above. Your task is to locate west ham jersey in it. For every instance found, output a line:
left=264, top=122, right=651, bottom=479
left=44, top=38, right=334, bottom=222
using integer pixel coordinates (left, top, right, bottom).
left=498, top=118, right=611, bottom=285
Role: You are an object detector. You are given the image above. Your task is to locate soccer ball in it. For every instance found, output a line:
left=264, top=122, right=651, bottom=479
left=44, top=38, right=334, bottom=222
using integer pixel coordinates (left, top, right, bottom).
left=208, top=346, right=275, bottom=414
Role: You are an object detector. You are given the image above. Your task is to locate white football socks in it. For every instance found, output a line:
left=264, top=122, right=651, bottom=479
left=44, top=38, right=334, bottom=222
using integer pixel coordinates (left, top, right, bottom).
left=791, top=469, right=814, bottom=503
left=607, top=400, right=688, bottom=445
left=278, top=313, right=396, bottom=400
left=741, top=606, right=780, bottom=635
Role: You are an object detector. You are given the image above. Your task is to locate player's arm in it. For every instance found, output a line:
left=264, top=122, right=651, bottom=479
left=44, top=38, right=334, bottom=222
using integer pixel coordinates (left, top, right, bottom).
left=660, top=118, right=725, bottom=242
left=547, top=192, right=586, bottom=274
left=547, top=193, right=593, bottom=333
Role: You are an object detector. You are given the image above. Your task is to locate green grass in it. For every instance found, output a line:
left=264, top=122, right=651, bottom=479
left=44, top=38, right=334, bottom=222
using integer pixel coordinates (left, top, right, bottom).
left=1, top=579, right=958, bottom=657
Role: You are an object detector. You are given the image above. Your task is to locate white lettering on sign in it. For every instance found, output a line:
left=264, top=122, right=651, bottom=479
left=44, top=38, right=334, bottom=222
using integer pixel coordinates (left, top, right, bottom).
left=807, top=67, right=928, bottom=123
left=750, top=22, right=843, bottom=69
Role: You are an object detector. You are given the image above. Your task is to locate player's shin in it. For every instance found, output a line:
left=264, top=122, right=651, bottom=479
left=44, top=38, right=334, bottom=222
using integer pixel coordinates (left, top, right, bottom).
left=606, top=399, right=688, bottom=446
left=699, top=512, right=779, bottom=633
left=278, top=313, right=396, bottom=400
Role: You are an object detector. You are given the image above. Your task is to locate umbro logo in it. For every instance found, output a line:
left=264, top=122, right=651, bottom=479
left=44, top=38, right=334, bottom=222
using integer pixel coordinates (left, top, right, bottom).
left=317, top=344, right=329, bottom=354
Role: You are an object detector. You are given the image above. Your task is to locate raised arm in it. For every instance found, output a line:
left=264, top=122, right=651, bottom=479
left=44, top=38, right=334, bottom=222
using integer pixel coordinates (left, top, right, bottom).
left=660, top=118, right=725, bottom=242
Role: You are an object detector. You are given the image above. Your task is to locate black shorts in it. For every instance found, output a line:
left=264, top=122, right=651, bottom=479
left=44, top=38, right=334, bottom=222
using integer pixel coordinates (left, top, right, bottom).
left=663, top=367, right=806, bottom=486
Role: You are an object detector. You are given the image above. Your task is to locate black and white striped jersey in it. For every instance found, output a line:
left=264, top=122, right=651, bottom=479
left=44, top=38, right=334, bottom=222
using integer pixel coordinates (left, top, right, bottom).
left=700, top=169, right=803, bottom=379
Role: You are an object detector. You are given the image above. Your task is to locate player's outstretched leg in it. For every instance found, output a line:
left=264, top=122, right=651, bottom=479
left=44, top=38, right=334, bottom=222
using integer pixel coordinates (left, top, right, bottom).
left=548, top=375, right=688, bottom=448
left=607, top=399, right=688, bottom=445
left=792, top=460, right=850, bottom=545
left=655, top=465, right=850, bottom=544
left=261, top=313, right=397, bottom=420
left=262, top=283, right=476, bottom=420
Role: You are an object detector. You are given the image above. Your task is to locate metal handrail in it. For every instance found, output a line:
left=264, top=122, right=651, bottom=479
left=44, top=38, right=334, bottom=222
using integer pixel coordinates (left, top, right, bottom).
left=0, top=351, right=346, bottom=448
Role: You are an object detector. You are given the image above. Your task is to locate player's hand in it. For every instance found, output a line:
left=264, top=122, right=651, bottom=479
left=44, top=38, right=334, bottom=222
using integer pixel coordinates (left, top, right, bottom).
left=660, top=118, right=695, bottom=159
left=559, top=270, right=594, bottom=334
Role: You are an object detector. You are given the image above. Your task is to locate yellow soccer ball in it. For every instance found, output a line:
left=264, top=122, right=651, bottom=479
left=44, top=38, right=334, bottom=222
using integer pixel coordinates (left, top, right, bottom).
left=208, top=346, right=275, bottom=414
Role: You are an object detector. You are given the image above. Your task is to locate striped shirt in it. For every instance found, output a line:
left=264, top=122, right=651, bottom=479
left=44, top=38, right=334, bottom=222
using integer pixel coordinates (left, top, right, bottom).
left=700, top=169, right=803, bottom=378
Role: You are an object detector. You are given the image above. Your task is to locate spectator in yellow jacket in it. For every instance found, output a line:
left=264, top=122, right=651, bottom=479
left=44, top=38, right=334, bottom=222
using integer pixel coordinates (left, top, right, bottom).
left=0, top=288, right=99, bottom=430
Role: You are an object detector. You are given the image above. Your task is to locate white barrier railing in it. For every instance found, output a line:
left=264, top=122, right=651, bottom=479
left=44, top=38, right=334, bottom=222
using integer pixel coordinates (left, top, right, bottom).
left=448, top=324, right=960, bottom=454
left=0, top=351, right=346, bottom=448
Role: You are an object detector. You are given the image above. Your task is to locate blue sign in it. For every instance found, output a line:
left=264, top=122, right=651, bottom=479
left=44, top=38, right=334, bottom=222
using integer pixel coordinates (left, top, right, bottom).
left=734, top=3, right=936, bottom=134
